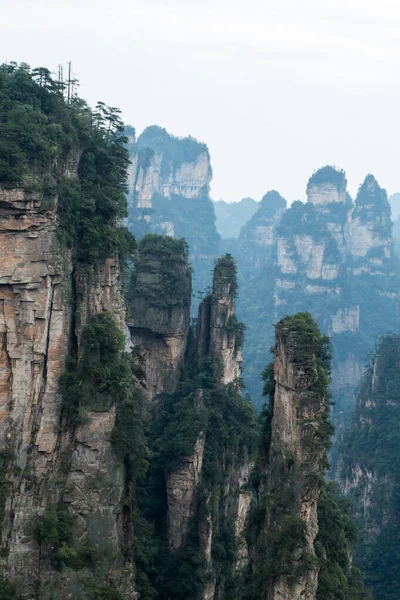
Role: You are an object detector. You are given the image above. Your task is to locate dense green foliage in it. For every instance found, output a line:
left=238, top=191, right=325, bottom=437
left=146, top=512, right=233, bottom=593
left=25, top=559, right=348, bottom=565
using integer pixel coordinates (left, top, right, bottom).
left=128, top=193, right=220, bottom=314
left=137, top=125, right=209, bottom=175
left=239, top=313, right=367, bottom=600
left=134, top=352, right=258, bottom=600
left=32, top=503, right=94, bottom=571
left=340, top=334, right=400, bottom=599
left=353, top=175, right=392, bottom=239
left=307, top=166, right=347, bottom=192
left=0, top=576, right=17, bottom=600
left=131, top=234, right=192, bottom=309
left=316, top=485, right=369, bottom=600
left=254, top=190, right=287, bottom=219
left=0, top=62, right=135, bottom=263
left=60, top=312, right=132, bottom=423
left=213, top=253, right=239, bottom=297
left=88, top=586, right=124, bottom=600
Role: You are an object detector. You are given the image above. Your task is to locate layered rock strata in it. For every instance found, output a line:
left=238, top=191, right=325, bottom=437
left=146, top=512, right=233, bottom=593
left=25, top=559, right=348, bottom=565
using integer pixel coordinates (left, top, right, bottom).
left=238, top=190, right=287, bottom=273
left=126, top=125, right=220, bottom=314
left=339, top=334, right=400, bottom=597
left=266, top=318, right=328, bottom=600
left=237, top=167, right=400, bottom=421
left=0, top=183, right=134, bottom=598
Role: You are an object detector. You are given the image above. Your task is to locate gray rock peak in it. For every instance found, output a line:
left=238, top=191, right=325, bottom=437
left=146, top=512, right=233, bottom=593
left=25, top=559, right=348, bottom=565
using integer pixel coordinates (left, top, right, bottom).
left=307, top=165, right=348, bottom=205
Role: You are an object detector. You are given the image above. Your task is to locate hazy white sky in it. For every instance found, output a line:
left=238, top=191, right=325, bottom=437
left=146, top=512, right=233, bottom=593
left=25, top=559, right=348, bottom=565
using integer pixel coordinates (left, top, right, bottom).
left=2, top=0, right=400, bottom=202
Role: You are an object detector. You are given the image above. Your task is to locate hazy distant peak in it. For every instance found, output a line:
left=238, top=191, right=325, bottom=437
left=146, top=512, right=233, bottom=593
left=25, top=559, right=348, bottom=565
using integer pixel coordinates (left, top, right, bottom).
left=307, top=165, right=347, bottom=193
left=259, top=190, right=287, bottom=214
left=137, top=125, right=209, bottom=166
left=356, top=174, right=388, bottom=209
left=389, top=193, right=400, bottom=220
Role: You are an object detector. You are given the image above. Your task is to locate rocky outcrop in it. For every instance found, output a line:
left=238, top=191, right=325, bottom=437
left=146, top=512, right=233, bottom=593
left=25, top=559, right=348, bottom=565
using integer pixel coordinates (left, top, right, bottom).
left=0, top=183, right=134, bottom=598
left=242, top=314, right=334, bottom=600
left=266, top=317, right=329, bottom=600
left=238, top=191, right=286, bottom=272
left=130, top=149, right=211, bottom=207
left=126, top=126, right=220, bottom=316
left=128, top=235, right=192, bottom=403
left=127, top=125, right=212, bottom=211
left=237, top=166, right=400, bottom=423
left=135, top=252, right=255, bottom=600
left=196, top=254, right=242, bottom=386
left=166, top=416, right=205, bottom=550
left=339, top=334, right=400, bottom=597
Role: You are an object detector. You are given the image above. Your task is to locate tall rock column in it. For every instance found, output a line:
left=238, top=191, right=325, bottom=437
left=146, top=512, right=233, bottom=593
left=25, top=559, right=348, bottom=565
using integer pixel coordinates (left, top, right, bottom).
left=126, top=125, right=220, bottom=316
left=238, top=190, right=287, bottom=273
left=255, top=313, right=332, bottom=600
left=197, top=253, right=242, bottom=386
left=136, top=253, right=257, bottom=600
left=0, top=184, right=73, bottom=593
left=128, top=234, right=192, bottom=403
left=0, top=187, right=135, bottom=598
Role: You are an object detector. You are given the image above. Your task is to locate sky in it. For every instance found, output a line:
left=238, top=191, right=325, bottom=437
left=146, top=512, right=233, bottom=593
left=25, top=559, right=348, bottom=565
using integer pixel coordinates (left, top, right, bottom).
left=2, top=0, right=400, bottom=202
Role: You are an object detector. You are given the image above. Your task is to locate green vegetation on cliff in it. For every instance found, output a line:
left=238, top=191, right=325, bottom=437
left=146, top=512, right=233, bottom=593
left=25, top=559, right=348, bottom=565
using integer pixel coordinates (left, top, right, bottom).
left=129, top=256, right=258, bottom=600
left=213, top=252, right=239, bottom=297
left=128, top=193, right=220, bottom=313
left=316, top=485, right=369, bottom=600
left=137, top=125, right=209, bottom=173
left=60, top=312, right=131, bottom=422
left=131, top=234, right=192, bottom=309
left=307, top=166, right=347, bottom=192
left=0, top=62, right=135, bottom=263
left=240, top=313, right=368, bottom=600
left=340, top=334, right=400, bottom=600
left=133, top=356, right=258, bottom=600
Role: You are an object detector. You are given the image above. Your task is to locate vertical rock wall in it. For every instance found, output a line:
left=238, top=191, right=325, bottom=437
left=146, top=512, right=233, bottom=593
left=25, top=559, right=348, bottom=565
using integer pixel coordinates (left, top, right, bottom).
left=266, top=319, right=328, bottom=600
left=128, top=236, right=192, bottom=403
left=238, top=167, right=400, bottom=422
left=0, top=184, right=135, bottom=598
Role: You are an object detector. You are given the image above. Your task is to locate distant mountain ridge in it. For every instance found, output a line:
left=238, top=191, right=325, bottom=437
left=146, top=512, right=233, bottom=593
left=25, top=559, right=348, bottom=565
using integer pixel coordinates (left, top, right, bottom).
left=125, top=128, right=400, bottom=425
left=213, top=197, right=258, bottom=238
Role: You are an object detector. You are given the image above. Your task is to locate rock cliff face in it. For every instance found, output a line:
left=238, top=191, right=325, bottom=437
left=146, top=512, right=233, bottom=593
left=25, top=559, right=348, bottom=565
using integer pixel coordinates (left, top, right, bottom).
left=265, top=317, right=329, bottom=600
left=0, top=184, right=133, bottom=598
left=196, top=254, right=242, bottom=386
left=133, top=252, right=257, bottom=600
left=128, top=235, right=192, bottom=403
left=241, top=313, right=367, bottom=600
left=130, top=147, right=211, bottom=207
left=235, top=167, right=400, bottom=423
left=274, top=169, right=399, bottom=417
left=238, top=191, right=287, bottom=273
left=126, top=125, right=220, bottom=312
left=127, top=125, right=212, bottom=215
left=339, top=334, right=400, bottom=598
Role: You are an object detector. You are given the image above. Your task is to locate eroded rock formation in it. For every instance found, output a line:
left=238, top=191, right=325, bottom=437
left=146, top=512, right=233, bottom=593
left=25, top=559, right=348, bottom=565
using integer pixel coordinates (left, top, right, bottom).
left=134, top=251, right=257, bottom=600
left=339, top=334, right=400, bottom=598
left=128, top=235, right=192, bottom=403
left=126, top=125, right=220, bottom=314
left=236, top=167, right=400, bottom=424
left=0, top=185, right=134, bottom=598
